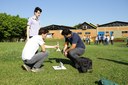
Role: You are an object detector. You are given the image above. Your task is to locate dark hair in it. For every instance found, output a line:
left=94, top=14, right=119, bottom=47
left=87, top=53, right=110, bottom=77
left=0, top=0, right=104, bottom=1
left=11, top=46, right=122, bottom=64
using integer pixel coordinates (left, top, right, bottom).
left=61, top=28, right=72, bottom=35
left=34, top=7, right=42, bottom=13
left=38, top=27, right=49, bottom=35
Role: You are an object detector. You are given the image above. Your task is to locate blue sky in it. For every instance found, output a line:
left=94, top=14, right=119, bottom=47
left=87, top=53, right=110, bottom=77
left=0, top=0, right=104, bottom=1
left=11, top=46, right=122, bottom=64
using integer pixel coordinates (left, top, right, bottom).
left=0, top=0, right=128, bottom=27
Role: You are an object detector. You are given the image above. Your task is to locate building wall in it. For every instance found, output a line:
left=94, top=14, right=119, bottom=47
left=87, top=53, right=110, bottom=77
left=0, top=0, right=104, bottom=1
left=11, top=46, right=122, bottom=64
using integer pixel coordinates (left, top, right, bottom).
left=48, top=26, right=128, bottom=40
left=49, top=30, right=63, bottom=39
left=49, top=29, right=97, bottom=40
left=97, top=26, right=128, bottom=37
left=71, top=29, right=96, bottom=40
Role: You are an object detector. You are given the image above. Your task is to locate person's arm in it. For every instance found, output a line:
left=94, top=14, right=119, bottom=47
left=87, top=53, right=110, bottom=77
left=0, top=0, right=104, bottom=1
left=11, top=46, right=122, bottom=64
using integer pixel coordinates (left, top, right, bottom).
left=44, top=45, right=58, bottom=49
left=63, top=42, right=68, bottom=53
left=63, top=42, right=76, bottom=57
left=41, top=44, right=46, bottom=52
left=65, top=44, right=76, bottom=53
left=26, top=25, right=30, bottom=41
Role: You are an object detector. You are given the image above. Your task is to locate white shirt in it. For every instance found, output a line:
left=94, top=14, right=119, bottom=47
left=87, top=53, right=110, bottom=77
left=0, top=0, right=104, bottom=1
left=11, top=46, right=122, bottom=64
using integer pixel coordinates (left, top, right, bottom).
left=107, top=36, right=110, bottom=41
left=110, top=36, right=114, bottom=40
left=98, top=35, right=101, bottom=40
left=22, top=35, right=45, bottom=60
left=27, top=16, right=41, bottom=37
left=95, top=36, right=98, bottom=40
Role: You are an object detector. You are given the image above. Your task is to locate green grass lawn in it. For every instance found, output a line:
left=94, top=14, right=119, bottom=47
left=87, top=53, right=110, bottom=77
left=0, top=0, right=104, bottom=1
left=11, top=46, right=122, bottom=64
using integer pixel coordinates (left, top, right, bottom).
left=0, top=39, right=128, bottom=85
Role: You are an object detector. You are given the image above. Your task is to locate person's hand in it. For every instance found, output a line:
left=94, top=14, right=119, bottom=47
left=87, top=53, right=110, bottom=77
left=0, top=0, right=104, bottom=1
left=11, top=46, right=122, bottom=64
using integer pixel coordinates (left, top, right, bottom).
left=64, top=51, right=68, bottom=57
left=54, top=45, right=59, bottom=49
left=53, top=45, right=59, bottom=49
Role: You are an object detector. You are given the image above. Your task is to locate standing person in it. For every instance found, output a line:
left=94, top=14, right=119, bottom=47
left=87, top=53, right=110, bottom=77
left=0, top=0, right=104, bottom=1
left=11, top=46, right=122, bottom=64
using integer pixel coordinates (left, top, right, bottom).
left=61, top=28, right=85, bottom=68
left=105, top=35, right=110, bottom=45
left=98, top=34, right=102, bottom=44
left=88, top=35, right=91, bottom=45
left=83, top=35, right=86, bottom=43
left=22, top=28, right=58, bottom=72
left=103, top=35, right=106, bottom=45
left=26, top=7, right=42, bottom=40
left=110, top=34, right=114, bottom=45
left=85, top=35, right=89, bottom=45
left=95, top=35, right=99, bottom=45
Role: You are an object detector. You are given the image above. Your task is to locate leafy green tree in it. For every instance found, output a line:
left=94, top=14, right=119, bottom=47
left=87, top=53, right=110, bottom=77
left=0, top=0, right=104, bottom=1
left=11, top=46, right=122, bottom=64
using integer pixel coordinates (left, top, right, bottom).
left=73, top=23, right=81, bottom=29
left=0, top=13, right=27, bottom=41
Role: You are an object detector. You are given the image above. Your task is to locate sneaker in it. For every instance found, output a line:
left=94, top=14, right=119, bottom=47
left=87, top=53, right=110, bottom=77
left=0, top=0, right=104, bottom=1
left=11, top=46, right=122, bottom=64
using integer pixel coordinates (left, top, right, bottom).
left=22, top=64, right=31, bottom=72
left=31, top=68, right=42, bottom=72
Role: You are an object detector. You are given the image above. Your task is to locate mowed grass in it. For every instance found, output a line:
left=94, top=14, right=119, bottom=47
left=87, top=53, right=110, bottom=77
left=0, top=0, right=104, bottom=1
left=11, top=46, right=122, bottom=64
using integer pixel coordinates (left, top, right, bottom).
left=0, top=39, right=128, bottom=85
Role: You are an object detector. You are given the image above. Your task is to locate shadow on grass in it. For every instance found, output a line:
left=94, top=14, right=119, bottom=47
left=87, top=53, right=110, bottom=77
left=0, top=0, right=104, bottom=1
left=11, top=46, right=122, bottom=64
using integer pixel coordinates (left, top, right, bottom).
left=97, top=58, right=128, bottom=65
left=48, top=58, right=93, bottom=73
left=48, top=58, right=72, bottom=64
left=44, top=57, right=77, bottom=69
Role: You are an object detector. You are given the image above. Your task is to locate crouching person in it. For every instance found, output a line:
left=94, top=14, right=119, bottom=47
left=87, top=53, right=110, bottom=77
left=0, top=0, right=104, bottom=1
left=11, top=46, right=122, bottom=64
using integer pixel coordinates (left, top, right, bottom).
left=61, top=29, right=86, bottom=69
left=22, top=28, right=58, bottom=72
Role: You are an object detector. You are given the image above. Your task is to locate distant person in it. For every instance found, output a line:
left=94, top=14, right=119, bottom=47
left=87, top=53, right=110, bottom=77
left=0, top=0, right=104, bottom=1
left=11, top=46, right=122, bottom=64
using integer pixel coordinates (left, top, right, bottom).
left=85, top=35, right=89, bottom=44
left=83, top=35, right=86, bottom=43
left=98, top=34, right=102, bottom=44
left=26, top=7, right=42, bottom=41
left=95, top=35, right=99, bottom=45
left=22, top=28, right=58, bottom=72
left=88, top=35, right=91, bottom=45
left=101, top=34, right=104, bottom=44
left=110, top=34, right=114, bottom=45
left=102, top=35, right=106, bottom=45
left=85, top=35, right=91, bottom=45
left=61, top=28, right=85, bottom=68
left=107, top=35, right=110, bottom=45
left=105, top=35, right=110, bottom=45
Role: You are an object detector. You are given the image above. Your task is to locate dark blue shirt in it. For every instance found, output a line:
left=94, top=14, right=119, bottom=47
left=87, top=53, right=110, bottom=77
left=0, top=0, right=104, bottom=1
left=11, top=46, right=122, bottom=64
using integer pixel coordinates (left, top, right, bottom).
left=65, top=33, right=85, bottom=49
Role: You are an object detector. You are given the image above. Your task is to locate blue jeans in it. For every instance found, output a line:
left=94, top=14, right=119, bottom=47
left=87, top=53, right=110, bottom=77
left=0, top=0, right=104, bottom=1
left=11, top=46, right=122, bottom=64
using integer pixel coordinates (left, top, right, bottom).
left=23, top=52, right=48, bottom=69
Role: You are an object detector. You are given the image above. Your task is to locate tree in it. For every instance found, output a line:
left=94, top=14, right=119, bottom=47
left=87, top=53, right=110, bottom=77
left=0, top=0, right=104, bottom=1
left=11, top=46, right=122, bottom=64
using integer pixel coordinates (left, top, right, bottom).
left=73, top=23, right=81, bottom=29
left=0, top=13, right=27, bottom=42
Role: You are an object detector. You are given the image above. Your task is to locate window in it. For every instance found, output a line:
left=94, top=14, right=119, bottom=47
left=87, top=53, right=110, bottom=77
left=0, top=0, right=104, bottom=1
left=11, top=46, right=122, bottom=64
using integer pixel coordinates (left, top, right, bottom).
left=77, top=32, right=82, bottom=34
left=106, top=31, right=109, bottom=33
left=85, top=32, right=90, bottom=34
left=122, top=31, right=128, bottom=34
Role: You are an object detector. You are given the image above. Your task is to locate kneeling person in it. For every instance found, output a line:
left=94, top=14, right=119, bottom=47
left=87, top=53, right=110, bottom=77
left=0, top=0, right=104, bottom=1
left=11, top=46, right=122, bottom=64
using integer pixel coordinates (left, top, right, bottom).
left=22, top=28, right=58, bottom=72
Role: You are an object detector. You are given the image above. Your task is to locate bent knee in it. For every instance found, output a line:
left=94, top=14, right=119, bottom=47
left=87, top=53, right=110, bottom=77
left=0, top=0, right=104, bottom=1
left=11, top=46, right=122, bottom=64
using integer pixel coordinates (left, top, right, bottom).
left=69, top=50, right=75, bottom=56
left=45, top=51, right=49, bottom=56
left=42, top=51, right=48, bottom=57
